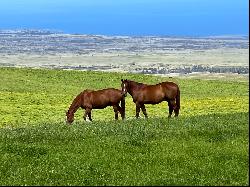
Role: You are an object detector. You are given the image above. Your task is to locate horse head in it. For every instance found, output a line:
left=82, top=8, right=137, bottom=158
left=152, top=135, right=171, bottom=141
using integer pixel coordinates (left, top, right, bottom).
left=121, top=79, right=129, bottom=97
left=65, top=110, right=74, bottom=124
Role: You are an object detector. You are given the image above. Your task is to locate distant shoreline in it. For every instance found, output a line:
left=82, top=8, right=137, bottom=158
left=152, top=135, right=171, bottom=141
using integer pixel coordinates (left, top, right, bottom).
left=0, top=29, right=248, bottom=80
left=0, top=29, right=249, bottom=38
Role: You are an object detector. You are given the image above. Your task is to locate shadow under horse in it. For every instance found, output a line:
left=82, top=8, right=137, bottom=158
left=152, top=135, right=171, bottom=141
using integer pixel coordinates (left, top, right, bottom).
left=121, top=79, right=180, bottom=118
left=66, top=88, right=125, bottom=124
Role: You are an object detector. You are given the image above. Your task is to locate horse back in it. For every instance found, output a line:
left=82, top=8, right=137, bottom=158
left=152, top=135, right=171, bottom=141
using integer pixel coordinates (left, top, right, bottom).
left=100, top=88, right=123, bottom=103
left=85, top=88, right=123, bottom=109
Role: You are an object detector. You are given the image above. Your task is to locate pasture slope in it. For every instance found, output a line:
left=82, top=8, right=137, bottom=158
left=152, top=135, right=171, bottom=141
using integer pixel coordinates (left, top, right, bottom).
left=0, top=67, right=249, bottom=186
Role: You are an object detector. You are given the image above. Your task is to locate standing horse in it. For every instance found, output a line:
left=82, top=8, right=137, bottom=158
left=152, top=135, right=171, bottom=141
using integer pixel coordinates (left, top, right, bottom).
left=66, top=88, right=125, bottom=124
left=121, top=79, right=180, bottom=118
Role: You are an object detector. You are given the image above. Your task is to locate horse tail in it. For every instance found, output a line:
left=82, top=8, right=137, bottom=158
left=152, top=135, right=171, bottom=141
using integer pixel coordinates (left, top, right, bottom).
left=176, top=87, right=180, bottom=110
left=121, top=95, right=126, bottom=119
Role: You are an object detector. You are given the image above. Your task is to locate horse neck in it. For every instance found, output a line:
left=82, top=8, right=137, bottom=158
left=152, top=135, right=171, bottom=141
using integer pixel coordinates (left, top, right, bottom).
left=128, top=81, right=143, bottom=95
left=68, top=94, right=81, bottom=114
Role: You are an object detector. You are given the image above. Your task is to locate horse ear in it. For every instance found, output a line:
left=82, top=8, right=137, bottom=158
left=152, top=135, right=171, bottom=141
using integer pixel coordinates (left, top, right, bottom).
left=121, top=79, right=123, bottom=81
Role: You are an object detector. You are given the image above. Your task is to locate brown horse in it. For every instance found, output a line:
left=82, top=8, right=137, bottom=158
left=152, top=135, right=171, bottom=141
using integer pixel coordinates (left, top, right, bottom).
left=121, top=79, right=180, bottom=118
left=66, top=88, right=125, bottom=124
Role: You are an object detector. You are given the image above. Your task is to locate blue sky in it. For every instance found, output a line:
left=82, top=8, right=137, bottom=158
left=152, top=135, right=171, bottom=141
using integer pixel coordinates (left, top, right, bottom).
left=0, top=0, right=248, bottom=36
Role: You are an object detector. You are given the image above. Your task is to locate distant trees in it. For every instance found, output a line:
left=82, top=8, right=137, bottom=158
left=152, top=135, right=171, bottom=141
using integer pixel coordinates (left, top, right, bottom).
left=138, top=65, right=249, bottom=75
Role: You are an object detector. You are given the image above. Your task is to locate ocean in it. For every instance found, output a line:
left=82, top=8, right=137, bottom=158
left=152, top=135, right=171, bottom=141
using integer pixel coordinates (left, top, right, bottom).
left=0, top=0, right=248, bottom=36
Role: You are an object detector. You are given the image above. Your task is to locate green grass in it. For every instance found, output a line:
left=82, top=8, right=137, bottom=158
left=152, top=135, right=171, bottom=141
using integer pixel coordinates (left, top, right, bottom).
left=0, top=67, right=249, bottom=185
left=0, top=67, right=248, bottom=127
left=0, top=113, right=248, bottom=186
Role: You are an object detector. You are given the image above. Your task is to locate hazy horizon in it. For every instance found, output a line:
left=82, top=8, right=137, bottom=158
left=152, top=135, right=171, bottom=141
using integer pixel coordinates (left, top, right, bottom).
left=0, top=0, right=249, bottom=37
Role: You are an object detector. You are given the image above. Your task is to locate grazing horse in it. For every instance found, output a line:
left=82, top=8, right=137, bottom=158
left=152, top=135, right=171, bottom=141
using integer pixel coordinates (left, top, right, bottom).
left=121, top=79, right=180, bottom=118
left=66, top=88, right=125, bottom=124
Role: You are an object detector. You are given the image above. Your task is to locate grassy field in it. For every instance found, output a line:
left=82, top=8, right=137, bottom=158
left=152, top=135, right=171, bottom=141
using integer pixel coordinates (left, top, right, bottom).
left=0, top=67, right=249, bottom=185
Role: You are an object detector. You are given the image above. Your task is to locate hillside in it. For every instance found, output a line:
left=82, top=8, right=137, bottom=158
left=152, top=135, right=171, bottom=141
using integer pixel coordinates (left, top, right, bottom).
left=0, top=67, right=248, bottom=185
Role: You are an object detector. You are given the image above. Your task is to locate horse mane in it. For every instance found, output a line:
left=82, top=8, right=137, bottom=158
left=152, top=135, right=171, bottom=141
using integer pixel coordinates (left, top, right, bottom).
left=67, top=93, right=82, bottom=114
left=68, top=89, right=93, bottom=114
left=128, top=80, right=145, bottom=86
left=129, top=80, right=169, bottom=87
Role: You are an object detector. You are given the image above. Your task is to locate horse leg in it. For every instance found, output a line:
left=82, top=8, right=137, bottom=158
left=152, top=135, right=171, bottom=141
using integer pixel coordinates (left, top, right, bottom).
left=135, top=102, right=141, bottom=118
left=141, top=104, right=148, bottom=119
left=173, top=102, right=179, bottom=117
left=168, top=100, right=177, bottom=118
left=174, top=110, right=179, bottom=117
left=113, top=105, right=119, bottom=120
left=167, top=100, right=174, bottom=118
left=88, top=109, right=92, bottom=121
left=84, top=108, right=92, bottom=121
left=117, top=105, right=125, bottom=120
left=83, top=109, right=87, bottom=121
left=169, top=100, right=178, bottom=117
